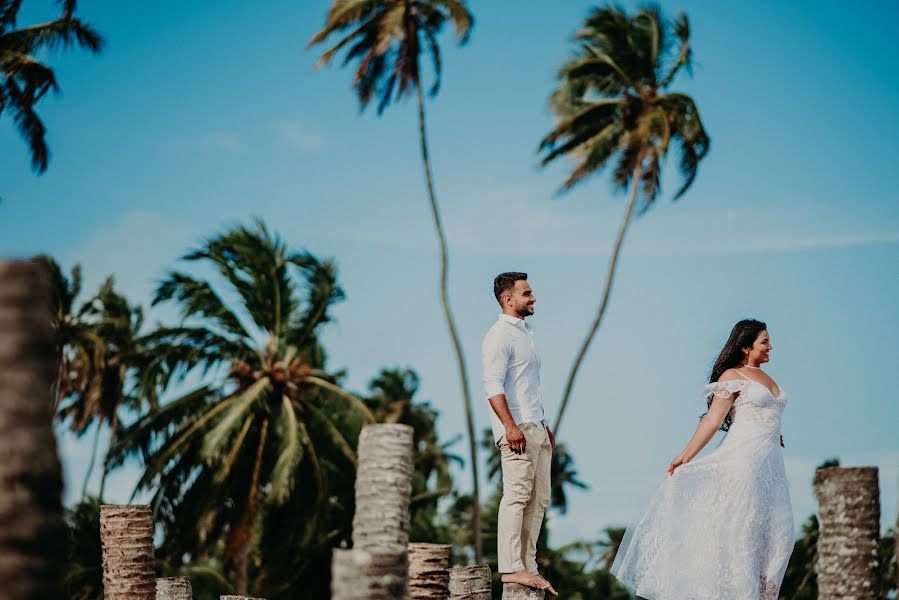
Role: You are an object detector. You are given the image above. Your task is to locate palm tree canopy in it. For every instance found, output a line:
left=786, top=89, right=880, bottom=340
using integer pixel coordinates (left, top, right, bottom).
left=539, top=4, right=709, bottom=210
left=40, top=255, right=143, bottom=434
left=112, top=220, right=370, bottom=578
left=308, top=0, right=473, bottom=112
left=1, top=0, right=103, bottom=172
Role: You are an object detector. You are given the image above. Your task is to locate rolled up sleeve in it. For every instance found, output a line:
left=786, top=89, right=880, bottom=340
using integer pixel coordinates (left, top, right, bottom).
left=482, top=332, right=510, bottom=399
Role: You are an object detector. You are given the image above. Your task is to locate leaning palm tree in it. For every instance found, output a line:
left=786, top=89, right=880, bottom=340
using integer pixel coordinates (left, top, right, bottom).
left=539, top=5, right=710, bottom=435
left=1, top=0, right=103, bottom=172
left=112, top=220, right=373, bottom=594
left=308, top=0, right=483, bottom=561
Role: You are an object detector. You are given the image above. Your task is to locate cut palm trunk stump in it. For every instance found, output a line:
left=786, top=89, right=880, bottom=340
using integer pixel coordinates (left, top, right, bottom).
left=100, top=504, right=156, bottom=600
left=0, top=260, right=67, bottom=598
left=157, top=577, right=193, bottom=600
left=816, top=466, right=881, bottom=600
left=331, top=548, right=409, bottom=600
left=408, top=543, right=451, bottom=599
left=352, top=423, right=414, bottom=552
left=448, top=565, right=491, bottom=600
left=502, top=582, right=545, bottom=599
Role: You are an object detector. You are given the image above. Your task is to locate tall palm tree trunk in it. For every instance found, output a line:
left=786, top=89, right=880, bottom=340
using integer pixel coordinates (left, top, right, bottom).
left=554, top=164, right=643, bottom=437
left=415, top=78, right=482, bottom=561
left=815, top=466, right=881, bottom=600
left=0, top=260, right=67, bottom=597
left=82, top=417, right=104, bottom=499
left=98, top=409, right=120, bottom=500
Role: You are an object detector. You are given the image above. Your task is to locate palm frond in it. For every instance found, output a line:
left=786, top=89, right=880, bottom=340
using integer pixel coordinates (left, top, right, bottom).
left=2, top=17, right=103, bottom=54
left=429, top=0, right=473, bottom=42
left=153, top=271, right=252, bottom=341
left=303, top=375, right=375, bottom=423
left=268, top=395, right=302, bottom=504
left=201, top=377, right=270, bottom=459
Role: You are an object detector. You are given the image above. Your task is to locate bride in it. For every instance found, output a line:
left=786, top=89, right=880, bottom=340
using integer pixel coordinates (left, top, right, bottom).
left=611, top=319, right=794, bottom=600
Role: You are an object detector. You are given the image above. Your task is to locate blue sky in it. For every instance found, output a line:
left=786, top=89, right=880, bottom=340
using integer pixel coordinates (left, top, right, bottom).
left=2, top=0, right=897, bottom=545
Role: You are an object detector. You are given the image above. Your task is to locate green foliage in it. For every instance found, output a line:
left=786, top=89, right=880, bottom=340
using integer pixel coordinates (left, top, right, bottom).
left=42, top=255, right=145, bottom=499
left=309, top=0, right=473, bottom=112
left=63, top=497, right=103, bottom=600
left=110, top=220, right=369, bottom=592
left=1, top=0, right=104, bottom=172
left=539, top=4, right=709, bottom=206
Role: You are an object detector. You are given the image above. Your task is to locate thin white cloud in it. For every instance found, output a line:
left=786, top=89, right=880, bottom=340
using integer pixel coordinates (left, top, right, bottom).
left=199, top=132, right=247, bottom=152
left=335, top=183, right=899, bottom=257
left=268, top=118, right=326, bottom=150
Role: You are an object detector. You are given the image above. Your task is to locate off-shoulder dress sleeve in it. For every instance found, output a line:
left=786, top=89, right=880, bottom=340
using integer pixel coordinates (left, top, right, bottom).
left=704, top=379, right=751, bottom=399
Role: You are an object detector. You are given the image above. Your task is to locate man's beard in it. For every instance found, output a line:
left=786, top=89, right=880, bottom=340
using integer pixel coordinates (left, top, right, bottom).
left=515, top=304, right=534, bottom=318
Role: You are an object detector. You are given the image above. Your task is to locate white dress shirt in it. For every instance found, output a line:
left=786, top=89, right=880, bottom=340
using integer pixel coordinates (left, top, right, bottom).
left=482, top=313, right=547, bottom=444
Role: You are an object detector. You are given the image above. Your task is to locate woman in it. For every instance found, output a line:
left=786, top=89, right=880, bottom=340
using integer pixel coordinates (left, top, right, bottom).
left=611, top=319, right=793, bottom=600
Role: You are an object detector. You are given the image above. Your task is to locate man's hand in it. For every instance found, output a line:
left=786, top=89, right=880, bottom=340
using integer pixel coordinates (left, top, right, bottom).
left=505, top=424, right=526, bottom=454
left=546, top=425, right=556, bottom=452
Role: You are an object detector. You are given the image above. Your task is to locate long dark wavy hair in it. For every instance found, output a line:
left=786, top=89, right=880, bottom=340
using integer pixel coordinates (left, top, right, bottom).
left=705, top=319, right=767, bottom=431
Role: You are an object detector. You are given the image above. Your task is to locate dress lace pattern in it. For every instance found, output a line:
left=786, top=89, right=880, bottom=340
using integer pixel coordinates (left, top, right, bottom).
left=610, top=379, right=794, bottom=600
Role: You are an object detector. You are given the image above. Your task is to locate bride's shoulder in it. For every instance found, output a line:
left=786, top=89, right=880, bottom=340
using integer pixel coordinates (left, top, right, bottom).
left=716, top=369, right=744, bottom=382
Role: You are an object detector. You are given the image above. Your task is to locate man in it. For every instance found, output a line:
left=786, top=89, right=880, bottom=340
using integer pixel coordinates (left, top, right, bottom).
left=482, top=272, right=557, bottom=596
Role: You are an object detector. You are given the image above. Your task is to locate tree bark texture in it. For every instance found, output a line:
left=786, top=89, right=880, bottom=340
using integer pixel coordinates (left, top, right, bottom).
left=816, top=466, right=881, bottom=600
left=502, top=583, right=545, bottom=599
left=0, top=260, right=67, bottom=598
left=408, top=543, right=450, bottom=599
left=331, top=548, right=409, bottom=600
left=100, top=504, right=156, bottom=600
left=448, top=565, right=491, bottom=600
left=156, top=577, right=192, bottom=600
left=352, top=424, right=414, bottom=552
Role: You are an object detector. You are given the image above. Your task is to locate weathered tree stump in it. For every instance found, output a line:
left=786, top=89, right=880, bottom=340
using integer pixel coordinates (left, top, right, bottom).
left=816, top=466, right=881, bottom=600
left=331, top=547, right=409, bottom=600
left=352, top=424, right=414, bottom=553
left=502, top=582, right=545, bottom=599
left=0, top=260, right=67, bottom=598
left=157, top=577, right=193, bottom=600
left=100, top=504, right=156, bottom=600
left=448, top=565, right=491, bottom=600
left=408, top=543, right=451, bottom=599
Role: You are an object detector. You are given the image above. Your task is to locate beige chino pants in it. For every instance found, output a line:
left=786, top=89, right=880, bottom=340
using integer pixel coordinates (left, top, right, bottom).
left=497, top=421, right=552, bottom=574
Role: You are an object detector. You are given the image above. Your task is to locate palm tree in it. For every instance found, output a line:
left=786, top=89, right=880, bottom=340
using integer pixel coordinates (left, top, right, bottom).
left=1, top=0, right=103, bottom=172
left=0, top=260, right=67, bottom=597
left=43, top=255, right=145, bottom=500
left=112, top=221, right=373, bottom=594
left=539, top=5, right=710, bottom=435
left=308, top=0, right=484, bottom=562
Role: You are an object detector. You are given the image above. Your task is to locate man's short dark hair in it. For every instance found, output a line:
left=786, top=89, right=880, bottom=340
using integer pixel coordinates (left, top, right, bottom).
left=494, top=272, right=528, bottom=304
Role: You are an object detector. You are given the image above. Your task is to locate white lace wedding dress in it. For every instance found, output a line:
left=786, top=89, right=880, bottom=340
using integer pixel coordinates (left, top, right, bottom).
left=611, top=378, right=794, bottom=600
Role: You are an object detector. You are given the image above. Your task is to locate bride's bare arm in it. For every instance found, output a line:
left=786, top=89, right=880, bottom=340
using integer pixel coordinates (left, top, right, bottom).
left=667, top=394, right=735, bottom=475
